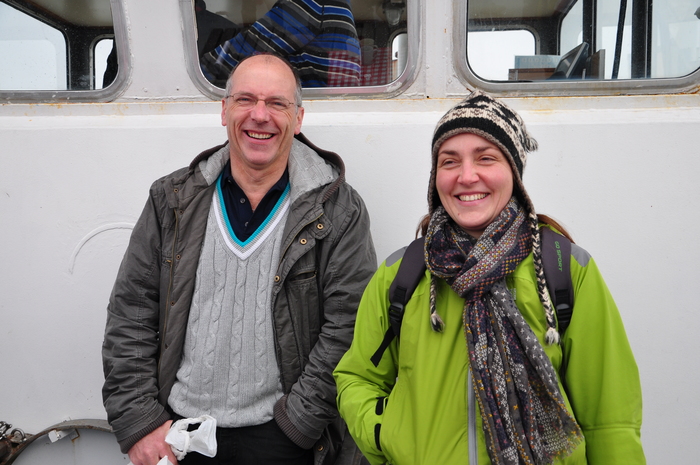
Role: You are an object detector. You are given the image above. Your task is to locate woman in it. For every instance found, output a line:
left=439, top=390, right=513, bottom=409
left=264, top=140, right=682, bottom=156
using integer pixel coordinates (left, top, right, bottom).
left=334, top=91, right=645, bottom=465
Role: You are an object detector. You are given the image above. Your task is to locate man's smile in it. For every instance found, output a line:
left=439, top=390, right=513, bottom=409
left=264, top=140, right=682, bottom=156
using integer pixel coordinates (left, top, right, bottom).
left=245, top=130, right=273, bottom=140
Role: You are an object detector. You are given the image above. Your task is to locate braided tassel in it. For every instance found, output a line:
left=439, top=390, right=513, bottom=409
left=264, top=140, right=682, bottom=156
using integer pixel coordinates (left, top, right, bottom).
left=530, top=213, right=560, bottom=345
left=429, top=274, right=445, bottom=332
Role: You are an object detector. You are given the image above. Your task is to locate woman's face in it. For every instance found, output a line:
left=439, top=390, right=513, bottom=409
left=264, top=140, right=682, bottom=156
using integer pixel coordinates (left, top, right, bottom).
left=435, top=133, right=514, bottom=238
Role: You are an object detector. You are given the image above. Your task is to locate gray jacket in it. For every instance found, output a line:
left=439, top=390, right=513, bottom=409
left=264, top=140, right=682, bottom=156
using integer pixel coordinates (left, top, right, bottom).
left=102, top=134, right=377, bottom=464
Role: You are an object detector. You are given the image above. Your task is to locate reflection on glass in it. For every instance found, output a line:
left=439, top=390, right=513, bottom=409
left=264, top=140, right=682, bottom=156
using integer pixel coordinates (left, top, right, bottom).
left=466, top=0, right=700, bottom=82
left=196, top=0, right=408, bottom=88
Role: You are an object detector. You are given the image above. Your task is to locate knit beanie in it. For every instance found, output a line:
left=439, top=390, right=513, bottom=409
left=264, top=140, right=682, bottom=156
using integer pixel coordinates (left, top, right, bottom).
left=426, top=90, right=561, bottom=344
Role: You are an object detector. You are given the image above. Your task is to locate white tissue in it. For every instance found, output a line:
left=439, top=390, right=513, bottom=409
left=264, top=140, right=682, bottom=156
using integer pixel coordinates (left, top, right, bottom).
left=164, top=415, right=218, bottom=461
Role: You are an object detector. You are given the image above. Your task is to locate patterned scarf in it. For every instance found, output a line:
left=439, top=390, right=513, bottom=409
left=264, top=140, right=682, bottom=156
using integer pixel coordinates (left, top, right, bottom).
left=425, top=199, right=582, bottom=465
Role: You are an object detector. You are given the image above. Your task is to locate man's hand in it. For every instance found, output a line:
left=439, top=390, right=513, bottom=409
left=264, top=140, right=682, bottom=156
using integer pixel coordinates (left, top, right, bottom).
left=127, top=420, right=178, bottom=465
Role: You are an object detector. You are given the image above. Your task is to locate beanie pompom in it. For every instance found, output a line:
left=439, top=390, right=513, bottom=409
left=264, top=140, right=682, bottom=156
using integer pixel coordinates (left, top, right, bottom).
left=523, top=134, right=538, bottom=153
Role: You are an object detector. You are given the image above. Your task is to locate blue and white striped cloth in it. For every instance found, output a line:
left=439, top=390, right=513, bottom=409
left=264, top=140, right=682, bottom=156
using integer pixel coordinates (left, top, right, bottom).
left=201, top=0, right=361, bottom=88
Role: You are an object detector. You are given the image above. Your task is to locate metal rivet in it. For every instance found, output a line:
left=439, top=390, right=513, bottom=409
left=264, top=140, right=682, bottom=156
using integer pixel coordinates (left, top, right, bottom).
left=300, top=238, right=307, bottom=245
left=274, top=276, right=281, bottom=282
left=173, top=188, right=178, bottom=193
left=316, top=224, right=324, bottom=230
left=176, top=255, right=181, bottom=260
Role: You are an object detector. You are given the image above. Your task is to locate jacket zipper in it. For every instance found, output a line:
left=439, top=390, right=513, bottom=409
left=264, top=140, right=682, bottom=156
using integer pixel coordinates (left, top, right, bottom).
left=158, top=207, right=180, bottom=373
left=271, top=211, right=323, bottom=391
left=468, top=369, right=478, bottom=464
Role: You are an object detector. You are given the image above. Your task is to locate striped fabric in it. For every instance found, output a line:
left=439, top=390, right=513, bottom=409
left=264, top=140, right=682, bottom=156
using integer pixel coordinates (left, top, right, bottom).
left=201, top=0, right=361, bottom=88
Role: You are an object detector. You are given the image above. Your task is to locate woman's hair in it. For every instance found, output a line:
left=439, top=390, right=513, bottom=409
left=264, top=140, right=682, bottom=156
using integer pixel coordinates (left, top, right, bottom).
left=416, top=213, right=431, bottom=238
left=417, top=213, right=573, bottom=242
left=536, top=214, right=574, bottom=242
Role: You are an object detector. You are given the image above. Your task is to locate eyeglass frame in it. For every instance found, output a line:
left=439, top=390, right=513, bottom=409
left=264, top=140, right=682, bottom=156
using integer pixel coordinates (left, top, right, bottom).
left=225, top=92, right=300, bottom=112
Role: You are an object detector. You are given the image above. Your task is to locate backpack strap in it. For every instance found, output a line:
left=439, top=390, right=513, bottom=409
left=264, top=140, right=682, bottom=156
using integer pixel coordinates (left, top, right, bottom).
left=370, top=236, right=426, bottom=367
left=370, top=230, right=575, bottom=367
left=540, top=227, right=574, bottom=334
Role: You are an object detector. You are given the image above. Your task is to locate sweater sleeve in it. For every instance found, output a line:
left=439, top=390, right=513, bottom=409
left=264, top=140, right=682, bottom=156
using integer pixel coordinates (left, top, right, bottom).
left=334, top=261, right=401, bottom=465
left=560, top=245, right=646, bottom=465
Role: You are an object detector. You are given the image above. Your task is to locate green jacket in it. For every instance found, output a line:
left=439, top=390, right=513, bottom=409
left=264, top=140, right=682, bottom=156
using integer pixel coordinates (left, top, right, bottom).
left=334, top=238, right=645, bottom=465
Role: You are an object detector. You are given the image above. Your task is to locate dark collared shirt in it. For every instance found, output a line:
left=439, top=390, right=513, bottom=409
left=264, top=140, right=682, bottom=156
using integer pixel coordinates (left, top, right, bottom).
left=219, top=160, right=290, bottom=242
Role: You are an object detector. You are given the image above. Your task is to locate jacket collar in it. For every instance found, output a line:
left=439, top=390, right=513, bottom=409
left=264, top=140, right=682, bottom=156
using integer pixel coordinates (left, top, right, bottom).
left=187, top=133, right=346, bottom=204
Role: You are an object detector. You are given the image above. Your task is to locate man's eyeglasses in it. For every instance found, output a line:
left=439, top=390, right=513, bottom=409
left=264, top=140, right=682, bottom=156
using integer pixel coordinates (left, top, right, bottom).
left=226, top=93, right=298, bottom=112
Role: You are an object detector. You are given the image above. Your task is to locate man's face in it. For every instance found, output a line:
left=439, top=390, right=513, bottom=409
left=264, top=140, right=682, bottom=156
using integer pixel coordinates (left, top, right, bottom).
left=221, top=56, right=304, bottom=175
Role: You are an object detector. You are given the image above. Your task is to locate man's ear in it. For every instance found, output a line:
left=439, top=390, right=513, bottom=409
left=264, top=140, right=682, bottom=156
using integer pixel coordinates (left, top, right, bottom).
left=221, top=98, right=228, bottom=126
left=294, top=106, right=305, bottom=134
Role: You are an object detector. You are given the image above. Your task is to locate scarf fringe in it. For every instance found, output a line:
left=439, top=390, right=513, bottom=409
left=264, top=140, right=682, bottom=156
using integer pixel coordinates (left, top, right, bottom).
left=545, top=327, right=561, bottom=345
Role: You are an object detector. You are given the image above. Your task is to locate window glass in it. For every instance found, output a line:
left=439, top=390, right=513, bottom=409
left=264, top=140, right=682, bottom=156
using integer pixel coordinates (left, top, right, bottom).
left=193, top=0, right=409, bottom=89
left=95, top=38, right=115, bottom=89
left=468, top=30, right=535, bottom=81
left=0, top=0, right=118, bottom=93
left=465, top=0, right=700, bottom=84
left=391, top=32, right=408, bottom=80
left=560, top=0, right=583, bottom=56
left=651, top=2, right=700, bottom=77
left=0, top=2, right=66, bottom=90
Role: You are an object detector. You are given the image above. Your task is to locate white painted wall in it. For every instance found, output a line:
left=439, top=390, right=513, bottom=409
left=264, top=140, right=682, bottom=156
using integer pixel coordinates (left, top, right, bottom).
left=1, top=0, right=699, bottom=463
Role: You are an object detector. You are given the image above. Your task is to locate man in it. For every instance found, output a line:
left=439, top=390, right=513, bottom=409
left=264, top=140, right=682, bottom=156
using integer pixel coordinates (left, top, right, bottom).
left=199, top=0, right=361, bottom=88
left=102, top=53, right=376, bottom=465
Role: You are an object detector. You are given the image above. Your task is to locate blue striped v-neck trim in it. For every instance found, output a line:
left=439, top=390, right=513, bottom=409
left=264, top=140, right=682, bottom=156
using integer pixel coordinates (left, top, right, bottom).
left=214, top=174, right=290, bottom=259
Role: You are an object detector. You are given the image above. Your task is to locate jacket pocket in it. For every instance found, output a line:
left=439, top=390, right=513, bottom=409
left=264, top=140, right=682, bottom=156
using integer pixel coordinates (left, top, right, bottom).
left=378, top=380, right=414, bottom=464
left=285, top=264, right=320, bottom=365
left=374, top=396, right=388, bottom=451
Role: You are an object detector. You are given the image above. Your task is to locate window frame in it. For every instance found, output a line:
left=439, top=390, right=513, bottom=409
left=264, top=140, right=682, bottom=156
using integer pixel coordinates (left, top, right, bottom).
left=453, top=0, right=700, bottom=96
left=180, top=0, right=420, bottom=100
left=0, top=0, right=129, bottom=103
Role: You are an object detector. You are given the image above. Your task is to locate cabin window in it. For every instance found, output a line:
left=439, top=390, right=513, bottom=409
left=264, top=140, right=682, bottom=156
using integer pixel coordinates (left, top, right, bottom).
left=468, top=30, right=536, bottom=81
left=94, top=38, right=115, bottom=89
left=0, top=0, right=125, bottom=102
left=184, top=0, right=415, bottom=98
left=460, top=0, right=700, bottom=94
left=0, top=2, right=67, bottom=90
